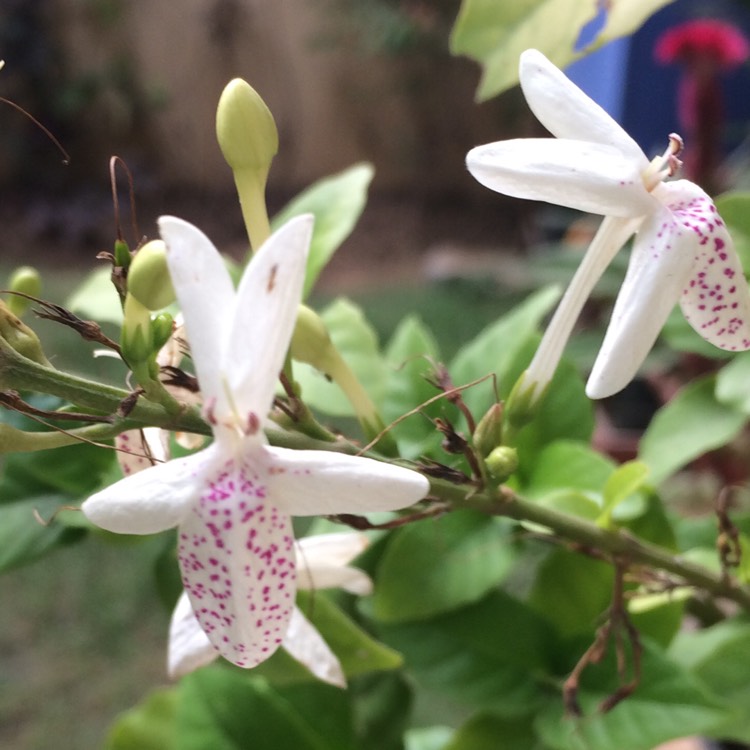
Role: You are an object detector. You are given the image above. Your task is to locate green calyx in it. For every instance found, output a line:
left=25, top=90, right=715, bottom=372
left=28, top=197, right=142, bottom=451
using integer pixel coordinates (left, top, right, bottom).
left=0, top=299, right=50, bottom=366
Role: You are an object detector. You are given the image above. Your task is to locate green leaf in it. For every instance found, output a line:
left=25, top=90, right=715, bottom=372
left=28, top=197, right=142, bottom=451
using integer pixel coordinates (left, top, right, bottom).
left=294, top=298, right=386, bottom=417
left=254, top=591, right=402, bottom=685
left=371, top=511, right=517, bottom=623
left=178, top=669, right=356, bottom=750
left=716, top=191, right=750, bottom=272
left=639, top=375, right=746, bottom=484
left=450, top=0, right=675, bottom=101
left=534, top=641, right=729, bottom=750
left=272, top=163, right=374, bottom=298
left=529, top=547, right=613, bottom=638
left=104, top=687, right=179, bottom=750
left=381, top=315, right=445, bottom=459
left=599, top=460, right=649, bottom=525
left=405, top=727, right=454, bottom=750
left=670, top=617, right=750, bottom=742
left=444, top=712, right=548, bottom=750
left=352, top=672, right=413, bottom=750
left=0, top=495, right=85, bottom=572
left=450, top=285, right=560, bottom=417
left=378, top=591, right=555, bottom=712
left=715, top=351, right=750, bottom=413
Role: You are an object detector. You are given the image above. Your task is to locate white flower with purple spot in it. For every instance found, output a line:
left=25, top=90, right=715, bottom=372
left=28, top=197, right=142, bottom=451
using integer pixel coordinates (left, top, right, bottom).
left=83, top=214, right=429, bottom=670
left=168, top=531, right=373, bottom=686
left=467, top=49, right=750, bottom=400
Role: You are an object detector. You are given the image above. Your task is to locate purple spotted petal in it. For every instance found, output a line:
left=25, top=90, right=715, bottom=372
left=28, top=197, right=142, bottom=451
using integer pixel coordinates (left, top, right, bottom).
left=178, top=453, right=296, bottom=669
left=660, top=181, right=750, bottom=351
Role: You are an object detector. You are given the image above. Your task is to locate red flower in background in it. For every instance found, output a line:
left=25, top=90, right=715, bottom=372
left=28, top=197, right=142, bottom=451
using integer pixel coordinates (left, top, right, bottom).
left=655, top=18, right=749, bottom=192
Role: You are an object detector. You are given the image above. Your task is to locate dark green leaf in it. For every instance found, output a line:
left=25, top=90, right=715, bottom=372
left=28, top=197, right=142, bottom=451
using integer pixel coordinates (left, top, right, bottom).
left=104, top=687, right=179, bottom=750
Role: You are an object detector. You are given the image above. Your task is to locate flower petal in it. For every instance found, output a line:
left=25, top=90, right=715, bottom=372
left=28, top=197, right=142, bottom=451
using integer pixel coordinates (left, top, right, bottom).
left=168, top=592, right=218, bottom=678
left=264, top=446, right=429, bottom=516
left=660, top=181, right=750, bottom=352
left=282, top=606, right=346, bottom=688
left=586, top=201, right=698, bottom=399
left=82, top=447, right=214, bottom=534
left=178, top=454, right=296, bottom=669
left=466, top=140, right=655, bottom=218
left=296, top=533, right=372, bottom=595
left=116, top=427, right=168, bottom=477
left=226, top=215, right=313, bottom=425
left=297, top=564, right=373, bottom=596
left=159, top=216, right=235, bottom=416
left=519, top=49, right=647, bottom=167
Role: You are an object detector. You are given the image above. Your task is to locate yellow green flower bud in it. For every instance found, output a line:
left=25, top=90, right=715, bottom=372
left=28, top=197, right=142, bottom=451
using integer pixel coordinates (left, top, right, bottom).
left=0, top=299, right=50, bottom=366
left=128, top=240, right=175, bottom=311
left=290, top=304, right=336, bottom=373
left=485, top=445, right=519, bottom=482
left=7, top=266, right=42, bottom=317
left=216, top=79, right=278, bottom=173
left=472, top=402, right=504, bottom=458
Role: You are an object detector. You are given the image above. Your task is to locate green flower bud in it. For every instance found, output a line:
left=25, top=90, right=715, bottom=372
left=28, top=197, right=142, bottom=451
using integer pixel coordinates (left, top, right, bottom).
left=290, top=304, right=336, bottom=373
left=128, top=240, right=175, bottom=311
left=7, top=266, right=42, bottom=317
left=216, top=79, right=278, bottom=173
left=472, top=402, right=504, bottom=457
left=504, top=371, right=546, bottom=433
left=150, top=312, right=174, bottom=352
left=0, top=299, right=50, bottom=366
left=485, top=445, right=519, bottom=482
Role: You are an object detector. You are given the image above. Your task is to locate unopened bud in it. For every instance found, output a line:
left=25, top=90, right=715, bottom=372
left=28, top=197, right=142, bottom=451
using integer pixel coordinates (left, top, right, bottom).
left=0, top=299, right=50, bottom=365
left=7, top=266, right=41, bottom=317
left=485, top=445, right=519, bottom=482
left=290, top=304, right=336, bottom=373
left=473, top=402, right=504, bottom=457
left=128, top=240, right=175, bottom=311
left=216, top=79, right=278, bottom=173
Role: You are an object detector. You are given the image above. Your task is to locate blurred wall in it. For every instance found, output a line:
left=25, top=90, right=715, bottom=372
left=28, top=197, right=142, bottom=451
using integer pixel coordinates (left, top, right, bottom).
left=21, top=0, right=514, bottom=193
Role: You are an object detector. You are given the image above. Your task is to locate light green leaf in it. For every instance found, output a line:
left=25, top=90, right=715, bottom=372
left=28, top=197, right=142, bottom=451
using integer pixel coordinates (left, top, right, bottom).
left=716, top=191, right=750, bottom=271
left=716, top=351, right=750, bottom=413
left=599, top=460, right=649, bottom=525
left=294, top=298, right=386, bottom=417
left=450, top=285, right=560, bottom=417
left=67, top=266, right=123, bottom=324
left=104, top=687, right=179, bottom=750
left=378, top=591, right=554, bottom=712
left=450, top=0, right=675, bottom=101
left=640, top=375, right=746, bottom=484
left=272, top=163, right=374, bottom=298
left=371, top=511, right=517, bottom=623
left=405, top=727, right=454, bottom=750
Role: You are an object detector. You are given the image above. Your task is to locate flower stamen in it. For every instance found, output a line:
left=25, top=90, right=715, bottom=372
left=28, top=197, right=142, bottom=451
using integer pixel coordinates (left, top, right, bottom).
left=643, top=133, right=684, bottom=191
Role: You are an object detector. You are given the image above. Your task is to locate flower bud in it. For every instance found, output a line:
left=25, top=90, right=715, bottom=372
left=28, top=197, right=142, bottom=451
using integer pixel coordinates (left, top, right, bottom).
left=504, top=371, right=545, bottom=432
left=121, top=294, right=153, bottom=365
left=128, top=240, right=175, bottom=311
left=114, top=238, right=131, bottom=269
left=472, top=402, right=503, bottom=457
left=216, top=79, right=278, bottom=173
left=290, top=304, right=336, bottom=373
left=7, top=266, right=41, bottom=317
left=0, top=299, right=50, bottom=366
left=485, top=445, right=519, bottom=482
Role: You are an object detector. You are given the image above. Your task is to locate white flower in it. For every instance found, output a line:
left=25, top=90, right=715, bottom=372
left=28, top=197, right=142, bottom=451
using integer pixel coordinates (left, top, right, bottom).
left=168, top=532, right=372, bottom=686
left=83, top=214, right=429, bottom=670
left=467, top=49, right=750, bottom=399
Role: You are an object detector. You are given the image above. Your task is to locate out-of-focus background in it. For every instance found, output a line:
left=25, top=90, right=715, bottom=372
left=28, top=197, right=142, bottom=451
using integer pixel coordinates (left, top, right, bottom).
left=3, top=0, right=750, bottom=747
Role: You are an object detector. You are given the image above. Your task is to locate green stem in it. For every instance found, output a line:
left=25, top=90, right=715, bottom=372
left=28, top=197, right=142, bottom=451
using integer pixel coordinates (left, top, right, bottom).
left=234, top=168, right=271, bottom=255
left=0, top=338, right=210, bottom=436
